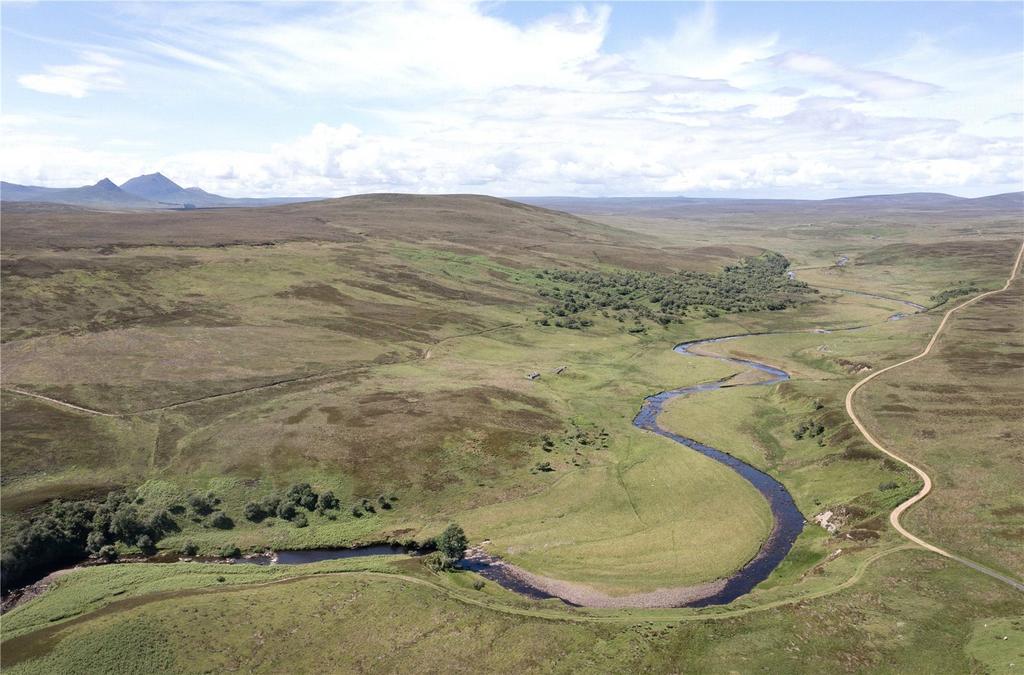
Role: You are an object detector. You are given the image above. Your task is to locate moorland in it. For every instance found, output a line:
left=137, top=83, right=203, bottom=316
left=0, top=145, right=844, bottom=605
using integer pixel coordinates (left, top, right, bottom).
left=1, top=191, right=1022, bottom=673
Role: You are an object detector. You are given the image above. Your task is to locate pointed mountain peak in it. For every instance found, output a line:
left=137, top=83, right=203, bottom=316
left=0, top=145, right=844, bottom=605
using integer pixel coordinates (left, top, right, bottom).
left=120, top=172, right=186, bottom=199
left=94, top=178, right=118, bottom=189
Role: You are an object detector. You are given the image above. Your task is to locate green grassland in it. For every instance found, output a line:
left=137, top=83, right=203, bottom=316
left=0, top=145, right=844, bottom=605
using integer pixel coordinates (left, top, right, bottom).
left=2, top=195, right=1022, bottom=671
left=2, top=547, right=1021, bottom=674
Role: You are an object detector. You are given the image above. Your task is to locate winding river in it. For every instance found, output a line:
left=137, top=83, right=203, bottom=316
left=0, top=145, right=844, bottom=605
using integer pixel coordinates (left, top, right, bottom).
left=463, top=335, right=806, bottom=607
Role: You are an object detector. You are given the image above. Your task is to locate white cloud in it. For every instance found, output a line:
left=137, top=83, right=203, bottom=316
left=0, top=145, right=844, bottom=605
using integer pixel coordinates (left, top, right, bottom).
left=3, top=2, right=1021, bottom=197
left=18, top=51, right=124, bottom=98
left=768, top=51, right=941, bottom=100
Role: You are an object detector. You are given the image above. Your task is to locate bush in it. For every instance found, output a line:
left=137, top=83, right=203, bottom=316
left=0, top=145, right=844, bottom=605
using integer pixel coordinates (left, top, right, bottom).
left=216, top=576, right=226, bottom=583
left=472, top=579, right=486, bottom=591
left=98, top=545, right=118, bottom=562
left=219, top=545, right=241, bottom=558
left=187, top=493, right=214, bottom=516
left=319, top=491, right=339, bottom=510
left=260, top=495, right=281, bottom=514
left=110, top=506, right=145, bottom=542
left=207, top=511, right=234, bottom=529
left=243, top=502, right=267, bottom=522
left=181, top=541, right=198, bottom=556
left=435, top=523, right=469, bottom=562
left=423, top=552, right=454, bottom=573
left=86, top=530, right=108, bottom=553
left=292, top=512, right=308, bottom=528
left=351, top=506, right=362, bottom=518
left=135, top=534, right=154, bottom=552
left=277, top=502, right=297, bottom=520
left=286, top=483, right=319, bottom=511
left=147, top=509, right=177, bottom=535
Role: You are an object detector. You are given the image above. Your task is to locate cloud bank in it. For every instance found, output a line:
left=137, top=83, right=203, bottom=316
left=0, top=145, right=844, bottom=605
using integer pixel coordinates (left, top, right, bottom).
left=3, top=2, right=1021, bottom=197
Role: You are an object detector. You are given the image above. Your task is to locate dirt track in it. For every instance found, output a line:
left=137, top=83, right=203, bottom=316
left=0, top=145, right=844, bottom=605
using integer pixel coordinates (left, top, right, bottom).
left=844, top=239, right=1024, bottom=593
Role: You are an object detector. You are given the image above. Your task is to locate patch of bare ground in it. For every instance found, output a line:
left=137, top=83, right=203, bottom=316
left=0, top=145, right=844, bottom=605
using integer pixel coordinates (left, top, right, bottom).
left=463, top=547, right=727, bottom=608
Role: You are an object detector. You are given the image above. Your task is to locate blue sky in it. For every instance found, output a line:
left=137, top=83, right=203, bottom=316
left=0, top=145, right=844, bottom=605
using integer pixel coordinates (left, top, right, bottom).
left=2, top=1, right=1022, bottom=198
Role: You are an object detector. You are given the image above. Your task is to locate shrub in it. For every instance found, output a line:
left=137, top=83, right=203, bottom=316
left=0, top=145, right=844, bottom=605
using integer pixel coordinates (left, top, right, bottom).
left=286, top=483, right=318, bottom=510
left=319, top=491, right=339, bottom=510
left=216, top=576, right=226, bottom=582
left=423, top=552, right=454, bottom=573
left=219, top=545, right=241, bottom=558
left=147, top=509, right=177, bottom=535
left=351, top=506, right=362, bottom=518
left=110, top=506, right=145, bottom=542
left=187, top=493, right=214, bottom=516
left=436, top=523, right=469, bottom=561
left=98, top=545, right=118, bottom=562
left=292, top=512, right=308, bottom=528
left=86, top=530, right=108, bottom=553
left=135, top=534, right=154, bottom=552
left=181, top=541, right=199, bottom=556
left=207, top=511, right=234, bottom=529
left=472, top=579, right=486, bottom=591
left=276, top=502, right=297, bottom=520
left=260, top=495, right=281, bottom=514
left=243, top=502, right=266, bottom=522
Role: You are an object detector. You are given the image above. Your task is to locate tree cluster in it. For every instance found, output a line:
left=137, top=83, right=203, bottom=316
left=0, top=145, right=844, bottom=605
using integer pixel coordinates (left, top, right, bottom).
left=929, top=285, right=979, bottom=306
left=243, top=484, right=394, bottom=526
left=1, top=490, right=182, bottom=592
left=536, top=252, right=813, bottom=330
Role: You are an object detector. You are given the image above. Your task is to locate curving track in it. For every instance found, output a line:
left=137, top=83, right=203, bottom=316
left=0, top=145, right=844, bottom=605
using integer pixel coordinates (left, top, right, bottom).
left=844, top=239, right=1024, bottom=593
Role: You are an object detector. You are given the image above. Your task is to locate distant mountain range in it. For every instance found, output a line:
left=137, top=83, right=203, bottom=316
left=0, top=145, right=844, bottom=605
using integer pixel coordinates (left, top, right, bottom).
left=0, top=173, right=317, bottom=209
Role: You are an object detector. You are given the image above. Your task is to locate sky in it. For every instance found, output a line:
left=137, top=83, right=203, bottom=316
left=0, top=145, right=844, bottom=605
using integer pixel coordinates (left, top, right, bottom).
left=1, top=1, right=1022, bottom=199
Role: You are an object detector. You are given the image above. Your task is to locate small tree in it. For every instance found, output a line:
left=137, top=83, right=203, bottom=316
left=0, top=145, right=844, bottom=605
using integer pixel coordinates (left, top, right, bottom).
left=260, top=495, right=281, bottom=513
left=286, top=483, right=318, bottom=510
left=148, top=508, right=176, bottom=532
left=86, top=530, right=108, bottom=553
left=319, top=491, right=339, bottom=510
left=136, top=534, right=155, bottom=552
left=110, top=506, right=144, bottom=542
left=292, top=512, right=308, bottom=528
left=277, top=502, right=297, bottom=520
left=243, top=502, right=266, bottom=522
left=98, top=545, right=118, bottom=562
left=181, top=541, right=198, bottom=556
left=207, top=511, right=234, bottom=529
left=187, top=493, right=214, bottom=516
left=436, top=523, right=469, bottom=562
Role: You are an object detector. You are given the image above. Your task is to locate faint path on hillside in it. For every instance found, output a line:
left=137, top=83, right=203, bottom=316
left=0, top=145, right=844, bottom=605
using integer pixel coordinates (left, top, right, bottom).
left=1, top=321, right=527, bottom=417
left=1, top=387, right=118, bottom=416
left=845, top=239, right=1024, bottom=593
